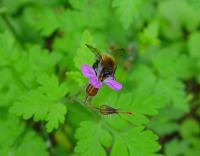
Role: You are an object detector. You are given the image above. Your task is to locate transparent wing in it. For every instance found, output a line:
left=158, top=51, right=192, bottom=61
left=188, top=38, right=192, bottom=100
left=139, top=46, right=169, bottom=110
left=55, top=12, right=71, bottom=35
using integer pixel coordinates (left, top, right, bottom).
left=85, top=44, right=102, bottom=58
left=110, top=48, right=127, bottom=65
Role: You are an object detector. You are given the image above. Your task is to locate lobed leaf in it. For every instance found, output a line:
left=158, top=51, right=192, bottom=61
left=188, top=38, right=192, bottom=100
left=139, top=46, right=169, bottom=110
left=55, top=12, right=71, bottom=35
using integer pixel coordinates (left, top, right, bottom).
left=75, top=121, right=161, bottom=156
left=10, top=74, right=68, bottom=132
left=113, top=0, right=143, bottom=29
left=0, top=115, right=48, bottom=156
left=74, top=30, right=95, bottom=69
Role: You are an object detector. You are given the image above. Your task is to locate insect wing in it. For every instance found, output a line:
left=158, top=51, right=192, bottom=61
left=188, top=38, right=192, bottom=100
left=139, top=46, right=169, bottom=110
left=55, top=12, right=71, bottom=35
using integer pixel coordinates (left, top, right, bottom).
left=104, top=78, right=122, bottom=90
left=85, top=44, right=102, bottom=58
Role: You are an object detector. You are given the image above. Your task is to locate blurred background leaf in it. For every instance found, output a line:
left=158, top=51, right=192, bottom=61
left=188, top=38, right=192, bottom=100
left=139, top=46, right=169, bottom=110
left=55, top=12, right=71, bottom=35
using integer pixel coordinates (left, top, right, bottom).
left=0, top=0, right=200, bottom=156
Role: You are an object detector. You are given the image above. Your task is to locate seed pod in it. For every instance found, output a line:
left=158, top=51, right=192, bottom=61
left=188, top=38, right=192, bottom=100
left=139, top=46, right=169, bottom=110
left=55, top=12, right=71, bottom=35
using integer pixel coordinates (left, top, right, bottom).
left=97, top=105, right=132, bottom=115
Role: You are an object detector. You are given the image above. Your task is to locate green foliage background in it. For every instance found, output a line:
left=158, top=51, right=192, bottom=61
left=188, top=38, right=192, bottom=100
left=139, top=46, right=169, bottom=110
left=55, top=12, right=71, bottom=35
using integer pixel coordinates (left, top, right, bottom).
left=0, top=0, right=200, bottom=156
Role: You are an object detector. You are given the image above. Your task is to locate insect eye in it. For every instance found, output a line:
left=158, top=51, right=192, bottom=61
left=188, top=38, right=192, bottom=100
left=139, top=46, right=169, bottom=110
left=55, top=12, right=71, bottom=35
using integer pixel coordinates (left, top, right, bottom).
left=103, top=70, right=111, bottom=77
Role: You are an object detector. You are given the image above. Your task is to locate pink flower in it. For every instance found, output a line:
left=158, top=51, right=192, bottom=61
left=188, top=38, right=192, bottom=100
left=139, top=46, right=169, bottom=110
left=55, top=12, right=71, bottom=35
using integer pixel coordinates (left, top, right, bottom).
left=81, top=64, right=122, bottom=90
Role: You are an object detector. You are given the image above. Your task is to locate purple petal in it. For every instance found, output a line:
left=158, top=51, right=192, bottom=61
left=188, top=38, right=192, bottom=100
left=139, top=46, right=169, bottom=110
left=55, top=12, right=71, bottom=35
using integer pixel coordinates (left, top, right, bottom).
left=81, top=64, right=96, bottom=78
left=89, top=77, right=102, bottom=88
left=103, top=78, right=122, bottom=91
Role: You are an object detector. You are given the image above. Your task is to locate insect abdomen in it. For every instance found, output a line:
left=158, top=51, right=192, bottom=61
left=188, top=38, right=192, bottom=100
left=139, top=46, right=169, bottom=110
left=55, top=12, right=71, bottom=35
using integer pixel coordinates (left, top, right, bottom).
left=86, top=84, right=99, bottom=96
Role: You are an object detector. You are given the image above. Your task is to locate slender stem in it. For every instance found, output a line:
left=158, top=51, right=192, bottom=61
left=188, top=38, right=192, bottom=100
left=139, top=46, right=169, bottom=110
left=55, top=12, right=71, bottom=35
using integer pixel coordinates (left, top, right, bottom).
left=66, top=94, right=101, bottom=120
left=84, top=95, right=89, bottom=104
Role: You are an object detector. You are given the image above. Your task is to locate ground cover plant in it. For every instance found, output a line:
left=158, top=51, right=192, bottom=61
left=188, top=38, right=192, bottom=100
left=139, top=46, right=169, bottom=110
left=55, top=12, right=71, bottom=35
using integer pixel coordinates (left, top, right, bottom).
left=0, top=0, right=200, bottom=156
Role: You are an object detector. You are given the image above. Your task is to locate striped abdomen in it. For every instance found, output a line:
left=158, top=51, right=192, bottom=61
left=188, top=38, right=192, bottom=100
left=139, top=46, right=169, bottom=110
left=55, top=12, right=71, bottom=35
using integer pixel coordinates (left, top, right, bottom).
left=86, top=84, right=99, bottom=96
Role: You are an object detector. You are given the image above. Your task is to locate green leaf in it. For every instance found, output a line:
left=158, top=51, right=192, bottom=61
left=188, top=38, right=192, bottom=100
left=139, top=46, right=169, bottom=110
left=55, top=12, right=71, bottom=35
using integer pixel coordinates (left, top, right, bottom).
left=188, top=31, right=200, bottom=58
left=148, top=106, right=185, bottom=136
left=10, top=74, right=68, bottom=132
left=113, top=0, right=143, bottom=29
left=15, top=45, right=61, bottom=88
left=0, top=31, right=20, bottom=67
left=94, top=66, right=167, bottom=126
left=187, top=32, right=200, bottom=83
left=165, top=139, right=189, bottom=156
left=99, top=127, right=112, bottom=148
left=159, top=0, right=200, bottom=32
left=1, top=1, right=200, bottom=156
left=165, top=138, right=200, bottom=156
left=68, top=0, right=110, bottom=29
left=0, top=31, right=61, bottom=89
left=45, top=104, right=67, bottom=132
left=0, top=68, right=23, bottom=106
left=66, top=71, right=86, bottom=86
left=180, top=119, right=200, bottom=139
left=14, top=131, right=49, bottom=156
left=110, top=138, right=129, bottom=156
left=155, top=78, right=189, bottom=112
left=103, top=92, right=166, bottom=128
left=128, top=64, right=156, bottom=91
left=0, top=115, right=48, bottom=156
left=187, top=0, right=200, bottom=15
left=139, top=19, right=160, bottom=45
left=23, top=7, right=60, bottom=36
left=75, top=121, right=161, bottom=156
left=1, top=0, right=28, bottom=14
left=74, top=30, right=95, bottom=69
left=111, top=126, right=161, bottom=156
left=130, top=91, right=166, bottom=125
left=75, top=121, right=107, bottom=156
left=37, top=74, right=67, bottom=100
left=185, top=138, right=200, bottom=156
left=152, top=44, right=193, bottom=79
left=0, top=115, right=24, bottom=150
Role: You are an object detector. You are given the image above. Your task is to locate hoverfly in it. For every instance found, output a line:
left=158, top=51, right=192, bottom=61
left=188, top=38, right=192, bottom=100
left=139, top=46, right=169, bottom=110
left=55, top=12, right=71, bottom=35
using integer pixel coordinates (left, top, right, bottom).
left=81, top=44, right=122, bottom=104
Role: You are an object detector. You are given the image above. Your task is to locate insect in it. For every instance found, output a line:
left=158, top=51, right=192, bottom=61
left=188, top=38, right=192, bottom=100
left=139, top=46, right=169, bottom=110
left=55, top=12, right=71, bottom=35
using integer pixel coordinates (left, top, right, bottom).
left=81, top=44, right=122, bottom=103
left=95, top=105, right=132, bottom=115
left=86, top=44, right=116, bottom=81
